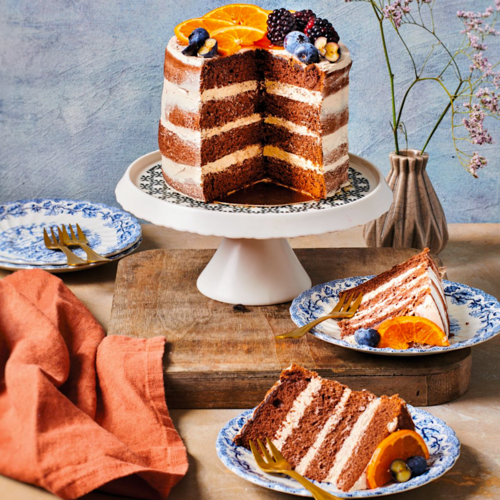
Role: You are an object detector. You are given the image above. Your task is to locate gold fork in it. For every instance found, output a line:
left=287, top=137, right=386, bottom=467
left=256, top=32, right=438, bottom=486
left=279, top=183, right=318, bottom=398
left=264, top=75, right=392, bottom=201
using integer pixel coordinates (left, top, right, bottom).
left=60, top=224, right=110, bottom=263
left=43, top=227, right=88, bottom=266
left=250, top=438, right=342, bottom=500
left=275, top=292, right=363, bottom=340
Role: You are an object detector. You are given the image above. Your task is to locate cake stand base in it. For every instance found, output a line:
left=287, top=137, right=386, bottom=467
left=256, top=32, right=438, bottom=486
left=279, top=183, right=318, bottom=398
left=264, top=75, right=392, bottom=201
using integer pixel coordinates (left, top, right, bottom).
left=197, top=238, right=312, bottom=305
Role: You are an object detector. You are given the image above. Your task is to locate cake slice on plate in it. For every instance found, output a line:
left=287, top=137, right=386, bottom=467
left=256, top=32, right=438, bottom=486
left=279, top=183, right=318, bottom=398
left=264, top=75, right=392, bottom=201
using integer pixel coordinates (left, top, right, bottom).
left=234, top=364, right=415, bottom=492
left=338, top=248, right=450, bottom=340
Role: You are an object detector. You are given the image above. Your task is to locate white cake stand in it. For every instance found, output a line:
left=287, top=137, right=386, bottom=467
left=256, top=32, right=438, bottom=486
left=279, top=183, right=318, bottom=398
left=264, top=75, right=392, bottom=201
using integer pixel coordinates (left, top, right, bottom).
left=116, top=151, right=392, bottom=305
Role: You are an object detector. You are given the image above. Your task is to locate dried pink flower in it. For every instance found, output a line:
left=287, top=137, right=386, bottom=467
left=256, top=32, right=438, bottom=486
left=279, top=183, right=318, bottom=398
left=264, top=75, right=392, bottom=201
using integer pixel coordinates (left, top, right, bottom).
left=463, top=104, right=493, bottom=145
left=468, top=152, right=488, bottom=177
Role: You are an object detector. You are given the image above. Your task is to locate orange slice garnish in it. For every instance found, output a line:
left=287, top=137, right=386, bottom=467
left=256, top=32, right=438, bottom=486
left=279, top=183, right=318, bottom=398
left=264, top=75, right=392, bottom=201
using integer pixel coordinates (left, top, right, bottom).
left=204, top=4, right=268, bottom=32
left=377, top=316, right=450, bottom=350
left=211, top=25, right=266, bottom=56
left=366, top=430, right=430, bottom=489
left=174, top=18, right=234, bottom=45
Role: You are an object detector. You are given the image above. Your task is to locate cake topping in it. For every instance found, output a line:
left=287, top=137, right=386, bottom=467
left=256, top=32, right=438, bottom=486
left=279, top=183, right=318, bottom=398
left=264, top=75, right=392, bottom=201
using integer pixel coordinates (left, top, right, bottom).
left=211, top=25, right=265, bottom=56
left=284, top=31, right=310, bottom=54
left=305, top=17, right=340, bottom=44
left=197, top=38, right=218, bottom=58
left=181, top=28, right=210, bottom=56
left=174, top=18, right=232, bottom=45
left=324, top=41, right=341, bottom=63
left=203, top=3, right=268, bottom=31
left=295, top=43, right=320, bottom=64
left=267, top=8, right=297, bottom=46
left=292, top=9, right=316, bottom=32
left=390, top=459, right=412, bottom=483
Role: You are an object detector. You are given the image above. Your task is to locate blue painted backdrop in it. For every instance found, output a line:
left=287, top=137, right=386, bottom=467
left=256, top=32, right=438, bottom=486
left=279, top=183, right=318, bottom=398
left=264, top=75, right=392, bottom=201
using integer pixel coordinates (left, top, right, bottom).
left=0, top=0, right=498, bottom=222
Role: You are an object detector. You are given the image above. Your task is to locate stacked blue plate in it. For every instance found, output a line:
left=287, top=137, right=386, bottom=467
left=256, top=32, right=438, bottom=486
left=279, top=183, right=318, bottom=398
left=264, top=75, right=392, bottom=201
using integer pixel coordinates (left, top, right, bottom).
left=0, top=199, right=142, bottom=273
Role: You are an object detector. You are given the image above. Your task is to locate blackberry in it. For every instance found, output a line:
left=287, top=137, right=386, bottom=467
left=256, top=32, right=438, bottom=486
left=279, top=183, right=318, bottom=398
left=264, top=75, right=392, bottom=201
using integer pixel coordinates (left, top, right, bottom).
left=306, top=17, right=340, bottom=44
left=267, top=8, right=297, bottom=46
left=292, top=9, right=316, bottom=32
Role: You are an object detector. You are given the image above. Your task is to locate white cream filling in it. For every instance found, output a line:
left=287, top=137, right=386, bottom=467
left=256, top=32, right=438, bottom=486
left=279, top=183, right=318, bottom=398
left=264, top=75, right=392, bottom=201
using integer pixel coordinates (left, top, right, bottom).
left=265, top=80, right=323, bottom=106
left=273, top=378, right=323, bottom=451
left=321, top=86, right=349, bottom=118
left=295, top=388, right=351, bottom=475
left=350, top=470, right=368, bottom=492
left=160, top=113, right=262, bottom=144
left=161, top=144, right=262, bottom=185
left=325, top=398, right=382, bottom=486
left=162, top=78, right=259, bottom=112
left=263, top=145, right=320, bottom=172
left=264, top=116, right=320, bottom=138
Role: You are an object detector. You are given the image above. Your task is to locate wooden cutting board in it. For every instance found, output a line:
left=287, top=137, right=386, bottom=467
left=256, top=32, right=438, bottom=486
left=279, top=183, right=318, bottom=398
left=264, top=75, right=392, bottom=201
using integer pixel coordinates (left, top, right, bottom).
left=108, top=248, right=471, bottom=408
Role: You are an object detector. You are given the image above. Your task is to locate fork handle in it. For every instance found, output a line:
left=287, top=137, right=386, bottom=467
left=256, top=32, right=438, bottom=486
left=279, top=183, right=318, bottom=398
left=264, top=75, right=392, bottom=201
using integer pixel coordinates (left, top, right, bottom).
left=59, top=246, right=88, bottom=266
left=77, top=242, right=110, bottom=263
left=275, top=313, right=352, bottom=340
left=284, top=471, right=341, bottom=500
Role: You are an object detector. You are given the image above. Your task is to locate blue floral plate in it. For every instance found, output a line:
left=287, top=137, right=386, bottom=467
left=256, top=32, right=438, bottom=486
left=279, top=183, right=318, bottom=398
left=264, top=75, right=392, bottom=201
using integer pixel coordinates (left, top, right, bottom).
left=216, top=406, right=460, bottom=498
left=0, top=199, right=141, bottom=265
left=290, top=276, right=500, bottom=356
left=0, top=238, right=142, bottom=273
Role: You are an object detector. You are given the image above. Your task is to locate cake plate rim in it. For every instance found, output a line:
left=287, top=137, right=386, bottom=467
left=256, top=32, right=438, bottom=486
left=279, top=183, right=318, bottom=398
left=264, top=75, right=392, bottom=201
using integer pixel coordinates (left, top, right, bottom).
left=115, top=149, right=393, bottom=240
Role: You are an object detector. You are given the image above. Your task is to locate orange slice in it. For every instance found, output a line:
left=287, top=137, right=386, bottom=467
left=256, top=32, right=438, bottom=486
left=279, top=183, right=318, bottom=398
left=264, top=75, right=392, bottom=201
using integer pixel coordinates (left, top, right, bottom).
left=204, top=4, right=268, bottom=32
left=211, top=25, right=266, bottom=56
left=377, top=316, right=450, bottom=350
left=174, top=18, right=234, bottom=45
left=367, top=430, right=430, bottom=489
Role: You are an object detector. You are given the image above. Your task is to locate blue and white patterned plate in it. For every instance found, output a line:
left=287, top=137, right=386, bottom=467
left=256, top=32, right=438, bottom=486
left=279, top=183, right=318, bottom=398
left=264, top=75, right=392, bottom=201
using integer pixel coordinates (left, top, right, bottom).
left=0, top=199, right=141, bottom=265
left=290, top=276, right=500, bottom=356
left=0, top=237, right=142, bottom=273
left=216, top=406, right=460, bottom=498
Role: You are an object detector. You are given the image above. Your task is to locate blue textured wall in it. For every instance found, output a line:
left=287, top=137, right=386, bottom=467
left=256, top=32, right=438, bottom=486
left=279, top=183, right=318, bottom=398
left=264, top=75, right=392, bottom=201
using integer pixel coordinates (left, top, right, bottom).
left=0, top=0, right=498, bottom=222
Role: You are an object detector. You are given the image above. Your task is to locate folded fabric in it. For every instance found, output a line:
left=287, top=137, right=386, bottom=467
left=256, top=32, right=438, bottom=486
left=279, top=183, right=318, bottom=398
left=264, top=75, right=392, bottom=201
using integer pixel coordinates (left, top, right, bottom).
left=0, top=269, right=188, bottom=499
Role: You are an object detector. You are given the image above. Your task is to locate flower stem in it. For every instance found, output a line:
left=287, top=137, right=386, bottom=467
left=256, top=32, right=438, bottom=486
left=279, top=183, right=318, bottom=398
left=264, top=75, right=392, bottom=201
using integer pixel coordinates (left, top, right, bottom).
left=421, top=81, right=463, bottom=154
left=373, top=2, right=400, bottom=154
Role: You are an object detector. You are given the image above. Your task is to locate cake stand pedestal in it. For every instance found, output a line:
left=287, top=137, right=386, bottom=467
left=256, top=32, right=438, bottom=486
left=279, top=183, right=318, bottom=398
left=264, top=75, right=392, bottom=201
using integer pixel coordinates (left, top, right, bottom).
left=116, top=151, right=392, bottom=305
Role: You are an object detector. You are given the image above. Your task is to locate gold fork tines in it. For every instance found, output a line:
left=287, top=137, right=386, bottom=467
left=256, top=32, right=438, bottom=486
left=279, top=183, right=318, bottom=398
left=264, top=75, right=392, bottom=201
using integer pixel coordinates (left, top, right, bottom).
left=249, top=439, right=341, bottom=500
left=42, top=227, right=87, bottom=266
left=275, top=292, right=363, bottom=340
left=60, top=224, right=110, bottom=263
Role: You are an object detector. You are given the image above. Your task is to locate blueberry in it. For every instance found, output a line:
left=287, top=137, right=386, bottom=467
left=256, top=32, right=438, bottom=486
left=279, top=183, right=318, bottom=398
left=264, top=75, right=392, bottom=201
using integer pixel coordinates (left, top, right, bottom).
left=354, top=328, right=381, bottom=347
left=406, top=456, right=428, bottom=477
left=182, top=28, right=210, bottom=57
left=189, top=28, right=210, bottom=46
left=284, top=31, right=310, bottom=55
left=198, top=38, right=218, bottom=58
left=294, top=43, right=319, bottom=64
left=390, top=459, right=412, bottom=483
left=182, top=42, right=199, bottom=56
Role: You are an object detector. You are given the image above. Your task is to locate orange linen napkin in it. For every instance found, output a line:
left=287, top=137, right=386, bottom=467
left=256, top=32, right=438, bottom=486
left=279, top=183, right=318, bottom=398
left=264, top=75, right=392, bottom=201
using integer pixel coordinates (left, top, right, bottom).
left=0, top=269, right=188, bottom=499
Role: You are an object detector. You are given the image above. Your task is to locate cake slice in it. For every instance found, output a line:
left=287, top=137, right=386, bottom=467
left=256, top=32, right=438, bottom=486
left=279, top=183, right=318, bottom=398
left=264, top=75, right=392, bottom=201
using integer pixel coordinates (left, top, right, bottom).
left=234, top=364, right=415, bottom=492
left=338, top=248, right=450, bottom=339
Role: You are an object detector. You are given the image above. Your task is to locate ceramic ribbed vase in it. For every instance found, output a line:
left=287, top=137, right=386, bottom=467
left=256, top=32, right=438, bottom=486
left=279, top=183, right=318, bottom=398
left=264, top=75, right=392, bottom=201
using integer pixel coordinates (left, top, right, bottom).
left=363, top=149, right=449, bottom=254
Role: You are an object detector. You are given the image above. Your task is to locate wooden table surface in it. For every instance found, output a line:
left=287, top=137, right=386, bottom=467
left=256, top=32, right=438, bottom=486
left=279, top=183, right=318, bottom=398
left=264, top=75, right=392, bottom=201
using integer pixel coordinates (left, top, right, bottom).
left=1, top=223, right=499, bottom=500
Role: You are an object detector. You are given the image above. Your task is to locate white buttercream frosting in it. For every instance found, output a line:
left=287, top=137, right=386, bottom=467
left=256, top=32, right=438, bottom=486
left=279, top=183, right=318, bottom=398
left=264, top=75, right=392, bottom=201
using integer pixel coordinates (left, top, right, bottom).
left=263, top=145, right=320, bottom=172
left=264, top=115, right=320, bottom=138
left=161, top=144, right=262, bottom=185
left=160, top=113, right=262, bottom=144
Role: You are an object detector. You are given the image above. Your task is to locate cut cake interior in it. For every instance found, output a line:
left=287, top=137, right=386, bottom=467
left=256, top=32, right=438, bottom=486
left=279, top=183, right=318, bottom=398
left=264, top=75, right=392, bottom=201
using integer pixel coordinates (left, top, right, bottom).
left=159, top=38, right=352, bottom=202
left=234, top=364, right=415, bottom=492
left=338, top=248, right=450, bottom=339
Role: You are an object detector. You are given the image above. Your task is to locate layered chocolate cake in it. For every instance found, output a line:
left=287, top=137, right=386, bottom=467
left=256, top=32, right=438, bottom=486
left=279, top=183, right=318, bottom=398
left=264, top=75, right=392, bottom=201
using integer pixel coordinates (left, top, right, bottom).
left=338, top=249, right=450, bottom=339
left=159, top=6, right=352, bottom=202
left=234, top=365, right=415, bottom=492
